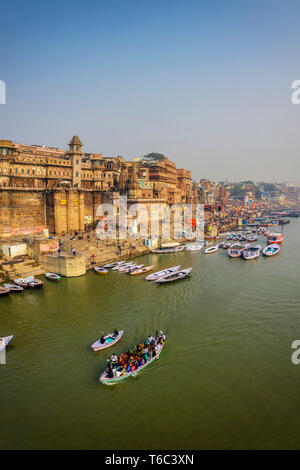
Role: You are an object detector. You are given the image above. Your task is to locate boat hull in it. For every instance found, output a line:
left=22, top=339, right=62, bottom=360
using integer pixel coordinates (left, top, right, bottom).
left=99, top=342, right=165, bottom=384
left=92, top=331, right=123, bottom=352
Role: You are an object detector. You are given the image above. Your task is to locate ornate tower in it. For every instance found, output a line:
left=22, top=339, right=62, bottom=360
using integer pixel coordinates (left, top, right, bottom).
left=128, top=163, right=140, bottom=200
left=68, top=135, right=83, bottom=188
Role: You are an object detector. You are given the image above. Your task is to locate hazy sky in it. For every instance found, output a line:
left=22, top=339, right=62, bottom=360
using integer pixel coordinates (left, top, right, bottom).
left=1, top=0, right=300, bottom=184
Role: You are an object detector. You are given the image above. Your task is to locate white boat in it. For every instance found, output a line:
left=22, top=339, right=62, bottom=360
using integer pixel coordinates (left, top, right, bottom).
left=0, top=287, right=10, bottom=297
left=113, top=262, right=135, bottom=271
left=123, top=264, right=144, bottom=273
left=45, top=272, right=62, bottom=281
left=218, top=242, right=225, bottom=248
left=151, top=246, right=185, bottom=254
left=118, top=263, right=137, bottom=272
left=0, top=335, right=14, bottom=352
left=228, top=243, right=244, bottom=258
left=3, top=283, right=23, bottom=292
left=91, top=330, right=123, bottom=352
left=188, top=244, right=203, bottom=251
left=262, top=244, right=281, bottom=257
left=14, top=275, right=43, bottom=288
left=248, top=236, right=258, bottom=242
left=204, top=245, right=219, bottom=254
left=223, top=243, right=231, bottom=249
left=102, top=261, right=125, bottom=269
left=243, top=243, right=251, bottom=250
left=130, top=265, right=154, bottom=275
left=155, top=267, right=192, bottom=284
left=94, top=267, right=108, bottom=275
left=243, top=245, right=262, bottom=260
left=145, top=265, right=181, bottom=281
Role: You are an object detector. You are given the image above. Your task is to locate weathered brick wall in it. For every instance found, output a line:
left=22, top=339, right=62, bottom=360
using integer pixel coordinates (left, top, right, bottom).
left=0, top=189, right=104, bottom=236
left=0, top=190, right=46, bottom=236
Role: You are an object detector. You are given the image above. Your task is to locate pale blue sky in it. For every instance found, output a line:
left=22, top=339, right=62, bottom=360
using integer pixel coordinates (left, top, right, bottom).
left=1, top=0, right=300, bottom=183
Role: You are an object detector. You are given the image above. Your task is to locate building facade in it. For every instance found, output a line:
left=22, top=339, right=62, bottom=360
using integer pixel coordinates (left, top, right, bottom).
left=0, top=136, right=198, bottom=236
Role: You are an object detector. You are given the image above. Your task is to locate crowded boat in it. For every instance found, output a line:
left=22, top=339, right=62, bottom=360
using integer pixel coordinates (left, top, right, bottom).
left=99, top=331, right=166, bottom=384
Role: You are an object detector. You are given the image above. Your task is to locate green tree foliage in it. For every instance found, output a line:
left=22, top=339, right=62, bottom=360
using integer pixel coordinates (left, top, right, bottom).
left=262, top=183, right=276, bottom=192
left=143, top=152, right=166, bottom=162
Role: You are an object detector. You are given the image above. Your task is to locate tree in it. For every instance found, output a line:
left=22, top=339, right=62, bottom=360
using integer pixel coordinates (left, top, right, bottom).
left=142, top=152, right=166, bottom=162
left=262, top=183, right=276, bottom=193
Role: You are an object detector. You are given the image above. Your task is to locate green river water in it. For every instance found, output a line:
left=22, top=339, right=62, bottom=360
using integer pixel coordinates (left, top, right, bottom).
left=1, top=220, right=300, bottom=449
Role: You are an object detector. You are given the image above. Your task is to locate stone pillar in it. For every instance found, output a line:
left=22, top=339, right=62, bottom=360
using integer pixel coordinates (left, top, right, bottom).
left=78, top=191, right=85, bottom=231
left=67, top=190, right=79, bottom=232
left=54, top=190, right=67, bottom=234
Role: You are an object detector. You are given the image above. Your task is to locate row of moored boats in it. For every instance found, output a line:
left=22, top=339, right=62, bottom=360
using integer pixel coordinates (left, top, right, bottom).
left=94, top=261, right=192, bottom=283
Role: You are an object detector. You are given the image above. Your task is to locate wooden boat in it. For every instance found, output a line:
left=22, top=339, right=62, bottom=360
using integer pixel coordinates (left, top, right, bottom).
left=14, top=278, right=31, bottom=288
left=155, top=267, right=192, bottom=284
left=99, top=338, right=165, bottom=384
left=186, top=244, right=203, bottom=251
left=123, top=264, right=144, bottom=274
left=151, top=246, right=184, bottom=254
left=3, top=283, right=23, bottom=292
left=130, top=265, right=154, bottom=275
left=45, top=272, right=62, bottom=281
left=2, top=258, right=24, bottom=266
left=102, top=261, right=125, bottom=269
left=267, top=232, right=284, bottom=244
left=94, top=267, right=108, bottom=275
left=145, top=265, right=181, bottom=281
left=243, top=245, right=262, bottom=260
left=91, top=330, right=123, bottom=352
left=262, top=244, right=281, bottom=256
left=218, top=242, right=225, bottom=248
left=0, top=335, right=14, bottom=352
left=113, top=263, right=136, bottom=272
left=204, top=245, right=219, bottom=254
left=228, top=243, right=244, bottom=258
left=14, top=275, right=43, bottom=289
left=248, top=235, right=258, bottom=242
left=223, top=243, right=231, bottom=249
left=0, top=287, right=10, bottom=297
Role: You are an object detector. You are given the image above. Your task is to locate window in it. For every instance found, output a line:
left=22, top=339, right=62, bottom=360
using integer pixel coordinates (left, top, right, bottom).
left=76, top=172, right=79, bottom=177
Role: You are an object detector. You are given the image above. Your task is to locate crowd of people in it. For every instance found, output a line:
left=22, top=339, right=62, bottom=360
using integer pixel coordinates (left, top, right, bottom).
left=105, top=331, right=166, bottom=379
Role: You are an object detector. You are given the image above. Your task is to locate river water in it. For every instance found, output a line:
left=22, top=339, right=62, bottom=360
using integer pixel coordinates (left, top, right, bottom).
left=1, top=220, right=300, bottom=449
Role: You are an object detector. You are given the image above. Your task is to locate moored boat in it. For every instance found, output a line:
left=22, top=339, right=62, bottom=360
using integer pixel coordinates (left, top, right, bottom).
left=0, top=287, right=10, bottom=297
left=94, top=267, right=108, bottom=275
left=262, top=244, right=281, bottom=256
left=130, top=265, right=154, bottom=275
left=91, top=330, right=123, bottom=352
left=118, top=263, right=137, bottom=272
left=155, top=267, right=192, bottom=284
left=145, top=265, right=181, bottom=281
left=123, top=264, right=144, bottom=274
left=45, top=272, right=62, bottom=281
left=102, top=261, right=125, bottom=269
left=243, top=245, right=262, bottom=260
left=151, top=246, right=184, bottom=254
left=267, top=232, right=284, bottom=244
left=185, top=244, right=203, bottom=251
left=3, top=283, right=23, bottom=292
left=14, top=276, right=43, bottom=288
left=204, top=245, right=219, bottom=254
left=228, top=243, right=244, bottom=258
